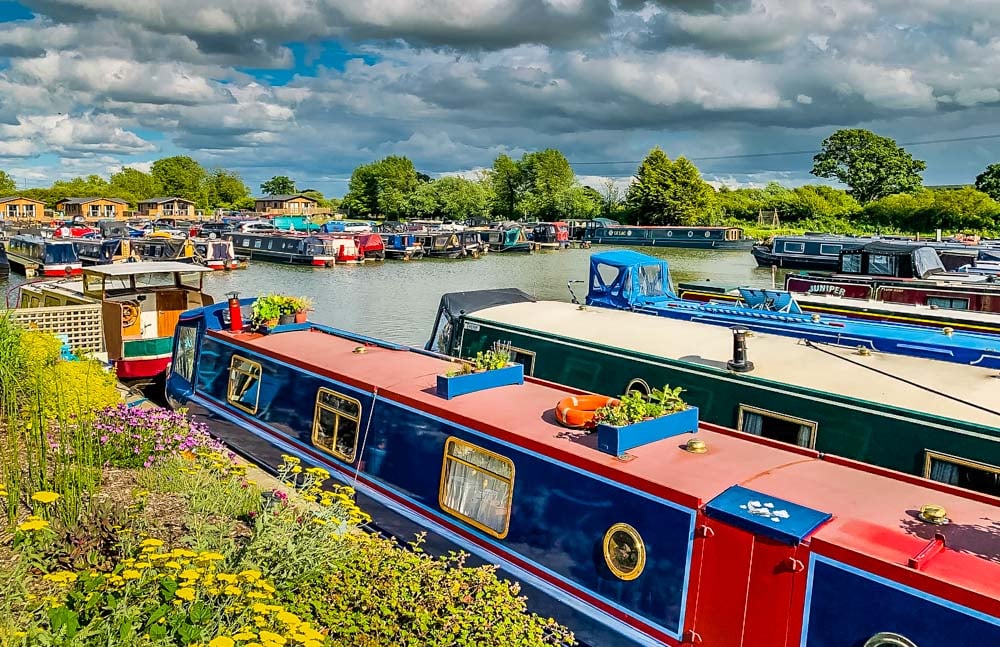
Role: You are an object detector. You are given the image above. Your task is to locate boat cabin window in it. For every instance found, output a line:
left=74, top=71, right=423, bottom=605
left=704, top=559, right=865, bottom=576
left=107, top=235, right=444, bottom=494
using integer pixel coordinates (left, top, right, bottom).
left=173, top=325, right=198, bottom=383
left=926, top=296, right=970, bottom=310
left=83, top=273, right=104, bottom=296
left=178, top=272, right=203, bottom=290
left=508, top=346, right=535, bottom=376
left=737, top=405, right=817, bottom=448
left=868, top=254, right=897, bottom=276
left=638, top=264, right=668, bottom=297
left=227, top=356, right=262, bottom=414
left=924, top=451, right=1000, bottom=496
left=841, top=253, right=862, bottom=274
left=819, top=244, right=842, bottom=256
left=312, top=388, right=361, bottom=462
left=439, top=437, right=514, bottom=539
left=782, top=241, right=805, bottom=254
left=603, top=523, right=646, bottom=581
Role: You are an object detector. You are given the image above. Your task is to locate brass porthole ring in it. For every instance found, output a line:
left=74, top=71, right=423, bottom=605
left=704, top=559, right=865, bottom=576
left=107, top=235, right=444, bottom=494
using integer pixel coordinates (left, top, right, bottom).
left=864, top=633, right=918, bottom=647
left=603, top=523, right=646, bottom=581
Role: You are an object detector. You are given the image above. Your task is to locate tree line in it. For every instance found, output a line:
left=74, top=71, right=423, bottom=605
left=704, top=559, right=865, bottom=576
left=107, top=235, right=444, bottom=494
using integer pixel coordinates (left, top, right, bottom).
left=0, top=157, right=336, bottom=213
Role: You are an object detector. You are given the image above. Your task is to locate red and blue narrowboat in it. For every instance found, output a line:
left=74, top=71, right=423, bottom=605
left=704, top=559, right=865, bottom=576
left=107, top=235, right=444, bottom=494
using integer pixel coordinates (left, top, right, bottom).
left=166, top=297, right=1000, bottom=647
left=5, top=234, right=82, bottom=276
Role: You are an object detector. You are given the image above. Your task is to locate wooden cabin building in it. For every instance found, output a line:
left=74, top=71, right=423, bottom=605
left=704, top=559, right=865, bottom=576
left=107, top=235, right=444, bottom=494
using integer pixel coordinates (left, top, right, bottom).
left=56, top=197, right=128, bottom=221
left=136, top=197, right=196, bottom=219
left=254, top=194, right=319, bottom=216
left=0, top=196, right=45, bottom=222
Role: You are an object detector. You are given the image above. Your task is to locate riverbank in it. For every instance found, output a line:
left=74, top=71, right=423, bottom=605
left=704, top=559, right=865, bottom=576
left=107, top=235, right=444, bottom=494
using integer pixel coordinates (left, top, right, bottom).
left=0, top=317, right=575, bottom=646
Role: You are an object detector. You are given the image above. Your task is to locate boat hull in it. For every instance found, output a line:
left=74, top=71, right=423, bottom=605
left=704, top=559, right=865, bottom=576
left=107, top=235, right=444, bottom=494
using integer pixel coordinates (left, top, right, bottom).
left=751, top=246, right=839, bottom=270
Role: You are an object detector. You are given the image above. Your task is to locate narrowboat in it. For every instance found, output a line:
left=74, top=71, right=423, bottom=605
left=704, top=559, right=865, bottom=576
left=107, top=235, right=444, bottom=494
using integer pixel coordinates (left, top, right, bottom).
left=0, top=242, right=8, bottom=278
left=429, top=289, right=1000, bottom=495
left=459, top=230, right=487, bottom=257
left=4, top=234, right=82, bottom=276
left=18, top=262, right=212, bottom=379
left=752, top=234, right=870, bottom=269
left=73, top=238, right=140, bottom=265
left=583, top=251, right=1000, bottom=368
left=166, top=299, right=1000, bottom=647
left=320, top=236, right=363, bottom=263
left=480, top=226, right=534, bottom=253
left=532, top=222, right=571, bottom=249
left=418, top=232, right=467, bottom=258
left=584, top=222, right=754, bottom=250
left=382, top=233, right=424, bottom=260
left=324, top=233, right=385, bottom=261
left=132, top=236, right=196, bottom=263
left=193, top=239, right=243, bottom=271
left=227, top=232, right=338, bottom=266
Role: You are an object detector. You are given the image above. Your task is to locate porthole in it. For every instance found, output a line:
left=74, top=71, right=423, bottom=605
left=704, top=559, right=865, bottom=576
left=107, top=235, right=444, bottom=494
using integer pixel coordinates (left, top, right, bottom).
left=666, top=231, right=673, bottom=237
left=704, top=231, right=711, bottom=238
left=625, top=378, right=650, bottom=396
left=864, top=633, right=917, bottom=647
left=687, top=231, right=694, bottom=237
left=603, top=523, right=646, bottom=580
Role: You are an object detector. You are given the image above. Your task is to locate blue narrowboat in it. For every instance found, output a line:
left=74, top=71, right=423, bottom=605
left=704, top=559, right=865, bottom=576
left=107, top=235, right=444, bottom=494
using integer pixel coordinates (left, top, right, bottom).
left=382, top=233, right=425, bottom=260
left=752, top=234, right=871, bottom=269
left=166, top=298, right=1000, bottom=647
left=582, top=221, right=753, bottom=250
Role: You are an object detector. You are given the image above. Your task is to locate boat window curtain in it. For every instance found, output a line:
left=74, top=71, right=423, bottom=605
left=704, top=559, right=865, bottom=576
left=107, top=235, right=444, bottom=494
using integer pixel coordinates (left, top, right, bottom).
left=929, top=459, right=960, bottom=485
left=742, top=411, right=763, bottom=435
left=796, top=425, right=813, bottom=448
left=441, top=443, right=513, bottom=536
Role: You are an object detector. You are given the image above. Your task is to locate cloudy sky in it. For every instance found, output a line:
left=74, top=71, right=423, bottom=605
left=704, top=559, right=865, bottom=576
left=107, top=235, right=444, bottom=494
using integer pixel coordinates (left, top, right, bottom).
left=0, top=0, right=999, bottom=196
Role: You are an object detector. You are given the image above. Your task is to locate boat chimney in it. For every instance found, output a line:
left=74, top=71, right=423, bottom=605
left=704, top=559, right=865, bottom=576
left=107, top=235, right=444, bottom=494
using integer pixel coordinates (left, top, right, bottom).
left=727, top=327, right=754, bottom=373
left=227, top=291, right=243, bottom=333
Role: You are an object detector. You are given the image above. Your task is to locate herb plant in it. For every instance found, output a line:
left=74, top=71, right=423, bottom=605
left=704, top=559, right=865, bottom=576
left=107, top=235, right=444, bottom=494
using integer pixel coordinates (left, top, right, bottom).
left=594, top=385, right=687, bottom=427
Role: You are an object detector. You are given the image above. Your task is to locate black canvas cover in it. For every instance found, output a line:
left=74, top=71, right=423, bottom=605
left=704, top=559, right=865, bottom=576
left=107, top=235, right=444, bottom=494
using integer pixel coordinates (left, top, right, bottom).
left=425, top=288, right=535, bottom=354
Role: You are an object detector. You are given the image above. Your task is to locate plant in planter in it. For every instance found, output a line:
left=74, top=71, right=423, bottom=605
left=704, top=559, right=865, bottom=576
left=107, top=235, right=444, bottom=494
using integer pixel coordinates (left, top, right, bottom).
left=251, top=294, right=289, bottom=328
left=593, top=385, right=698, bottom=456
left=436, top=341, right=523, bottom=399
left=286, top=296, right=314, bottom=323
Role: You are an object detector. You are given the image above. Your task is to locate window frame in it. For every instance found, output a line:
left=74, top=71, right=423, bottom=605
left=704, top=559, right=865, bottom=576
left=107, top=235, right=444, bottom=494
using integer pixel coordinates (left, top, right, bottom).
left=782, top=241, right=806, bottom=254
left=227, top=355, right=262, bottom=415
left=926, top=296, right=970, bottom=310
left=737, top=404, right=818, bottom=448
left=507, top=346, right=536, bottom=376
left=438, top=437, right=515, bottom=539
left=819, top=243, right=842, bottom=256
left=312, top=387, right=363, bottom=462
left=603, top=522, right=647, bottom=581
left=924, top=450, right=1000, bottom=490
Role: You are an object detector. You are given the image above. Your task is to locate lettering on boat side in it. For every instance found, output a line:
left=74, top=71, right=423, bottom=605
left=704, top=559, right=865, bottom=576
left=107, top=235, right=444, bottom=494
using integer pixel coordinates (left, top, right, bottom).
left=464, top=322, right=480, bottom=332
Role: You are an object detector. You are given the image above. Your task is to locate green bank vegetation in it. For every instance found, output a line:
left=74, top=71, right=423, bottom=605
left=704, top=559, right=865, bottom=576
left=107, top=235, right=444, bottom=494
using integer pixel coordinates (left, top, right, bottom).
left=0, top=316, right=575, bottom=646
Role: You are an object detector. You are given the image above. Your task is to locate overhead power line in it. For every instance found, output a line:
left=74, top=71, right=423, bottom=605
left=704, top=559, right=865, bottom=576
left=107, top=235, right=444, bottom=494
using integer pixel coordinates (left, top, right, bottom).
left=569, top=132, right=1000, bottom=167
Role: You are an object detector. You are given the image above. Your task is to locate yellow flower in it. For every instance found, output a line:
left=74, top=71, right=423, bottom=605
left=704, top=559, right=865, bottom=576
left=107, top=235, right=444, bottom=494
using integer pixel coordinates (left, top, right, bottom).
left=17, top=518, right=50, bottom=532
left=281, top=454, right=300, bottom=465
left=43, top=571, right=78, bottom=584
left=31, top=491, right=60, bottom=504
left=208, top=637, right=235, bottom=647
left=232, top=632, right=257, bottom=641
left=251, top=602, right=269, bottom=614
left=175, top=587, right=196, bottom=601
left=216, top=573, right=237, bottom=584
left=140, top=538, right=164, bottom=548
left=223, top=584, right=242, bottom=596
left=180, top=569, right=201, bottom=581
left=257, top=631, right=286, bottom=645
left=122, top=570, right=142, bottom=580
left=291, top=465, right=302, bottom=474
left=197, top=551, right=225, bottom=562
left=238, top=569, right=262, bottom=583
left=275, top=611, right=300, bottom=626
left=246, top=591, right=269, bottom=599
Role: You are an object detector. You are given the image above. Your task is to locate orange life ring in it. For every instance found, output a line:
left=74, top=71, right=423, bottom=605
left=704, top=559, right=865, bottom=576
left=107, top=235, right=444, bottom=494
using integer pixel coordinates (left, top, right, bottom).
left=555, top=395, right=619, bottom=429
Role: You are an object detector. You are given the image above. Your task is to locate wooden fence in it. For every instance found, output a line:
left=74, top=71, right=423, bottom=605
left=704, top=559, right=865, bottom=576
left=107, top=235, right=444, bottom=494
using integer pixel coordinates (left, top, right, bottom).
left=3, top=304, right=105, bottom=354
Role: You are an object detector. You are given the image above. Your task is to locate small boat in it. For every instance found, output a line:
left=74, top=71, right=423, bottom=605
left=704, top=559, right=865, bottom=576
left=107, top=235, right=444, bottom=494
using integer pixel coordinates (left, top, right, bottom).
left=458, top=230, right=487, bottom=257
left=585, top=250, right=1000, bottom=368
left=5, top=235, right=82, bottom=276
left=418, top=232, right=466, bottom=258
left=584, top=221, right=754, bottom=250
left=167, top=297, right=1000, bottom=647
left=382, top=233, right=424, bottom=260
left=322, top=236, right=363, bottom=263
left=132, top=235, right=197, bottom=263
left=752, top=234, right=871, bottom=269
left=193, top=239, right=243, bottom=271
left=481, top=226, right=534, bottom=253
left=532, top=221, right=571, bottom=249
left=227, top=232, right=337, bottom=266
left=73, top=238, right=141, bottom=265
left=18, top=262, right=212, bottom=379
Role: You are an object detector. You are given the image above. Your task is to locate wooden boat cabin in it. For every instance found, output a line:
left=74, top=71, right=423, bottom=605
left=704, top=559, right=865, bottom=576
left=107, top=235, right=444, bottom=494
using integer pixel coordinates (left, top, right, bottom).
left=584, top=224, right=752, bottom=250
left=226, top=232, right=338, bottom=266
left=166, top=299, right=1000, bottom=647
left=429, top=289, right=1000, bottom=497
left=73, top=238, right=139, bottom=265
left=19, top=262, right=212, bottom=379
left=4, top=234, right=82, bottom=276
left=480, top=226, right=534, bottom=253
left=132, top=236, right=196, bottom=263
left=752, top=234, right=870, bottom=270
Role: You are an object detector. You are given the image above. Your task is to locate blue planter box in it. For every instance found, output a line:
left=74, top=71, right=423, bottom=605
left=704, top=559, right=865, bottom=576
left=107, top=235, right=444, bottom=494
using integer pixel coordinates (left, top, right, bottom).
left=436, top=363, right=525, bottom=400
left=597, top=407, right=699, bottom=456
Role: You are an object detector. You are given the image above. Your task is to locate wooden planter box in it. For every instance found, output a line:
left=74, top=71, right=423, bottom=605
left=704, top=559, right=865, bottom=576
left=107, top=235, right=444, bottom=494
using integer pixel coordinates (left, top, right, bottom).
left=436, top=364, right=524, bottom=400
left=597, top=407, right=699, bottom=456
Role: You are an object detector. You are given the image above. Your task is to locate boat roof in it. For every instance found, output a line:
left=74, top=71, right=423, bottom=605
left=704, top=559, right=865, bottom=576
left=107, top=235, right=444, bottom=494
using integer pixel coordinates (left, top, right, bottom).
left=208, top=323, right=1000, bottom=602
left=469, top=300, right=1000, bottom=430
left=84, top=262, right=209, bottom=276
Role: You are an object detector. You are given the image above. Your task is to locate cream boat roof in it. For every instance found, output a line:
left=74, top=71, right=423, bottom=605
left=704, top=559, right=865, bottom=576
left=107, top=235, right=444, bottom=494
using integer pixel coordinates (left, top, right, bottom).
left=472, top=300, right=1000, bottom=429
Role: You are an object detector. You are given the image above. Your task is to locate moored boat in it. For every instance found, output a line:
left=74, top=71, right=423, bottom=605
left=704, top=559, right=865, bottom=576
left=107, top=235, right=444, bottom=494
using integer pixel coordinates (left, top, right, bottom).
left=382, top=233, right=424, bottom=260
left=0, top=242, right=8, bottom=278
left=481, top=225, right=534, bottom=253
left=227, top=232, right=338, bottom=266
left=752, top=234, right=870, bottom=269
left=419, top=232, right=467, bottom=258
left=18, top=262, right=212, bottom=379
left=193, top=239, right=243, bottom=270
left=73, top=238, right=140, bottom=265
left=585, top=222, right=754, bottom=250
left=5, top=234, right=82, bottom=276
left=532, top=221, right=571, bottom=249
left=166, top=298, right=1000, bottom=647
left=132, top=235, right=197, bottom=263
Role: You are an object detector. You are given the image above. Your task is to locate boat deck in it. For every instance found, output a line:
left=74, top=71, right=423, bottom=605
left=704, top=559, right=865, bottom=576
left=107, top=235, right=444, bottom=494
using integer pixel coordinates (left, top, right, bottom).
left=212, top=325, right=1000, bottom=603
left=472, top=301, right=1000, bottom=429
left=793, top=291, right=1000, bottom=323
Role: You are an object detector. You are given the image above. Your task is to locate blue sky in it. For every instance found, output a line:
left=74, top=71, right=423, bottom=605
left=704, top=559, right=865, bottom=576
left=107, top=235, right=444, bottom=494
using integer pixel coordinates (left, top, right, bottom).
left=0, top=0, right=999, bottom=197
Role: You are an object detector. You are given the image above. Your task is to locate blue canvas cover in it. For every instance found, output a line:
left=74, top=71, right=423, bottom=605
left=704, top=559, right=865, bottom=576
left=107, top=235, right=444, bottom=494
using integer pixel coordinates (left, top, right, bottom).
left=737, top=288, right=803, bottom=314
left=705, top=485, right=832, bottom=545
left=587, top=251, right=675, bottom=308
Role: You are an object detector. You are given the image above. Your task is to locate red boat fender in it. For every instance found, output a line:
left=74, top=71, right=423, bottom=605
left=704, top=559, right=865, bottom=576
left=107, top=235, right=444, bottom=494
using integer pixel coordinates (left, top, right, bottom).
left=555, top=395, right=619, bottom=429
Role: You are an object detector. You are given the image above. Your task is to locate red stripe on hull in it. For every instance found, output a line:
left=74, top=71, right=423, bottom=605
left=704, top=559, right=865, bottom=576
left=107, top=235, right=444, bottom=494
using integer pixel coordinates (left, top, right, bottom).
left=114, top=357, right=170, bottom=379
left=42, top=265, right=83, bottom=276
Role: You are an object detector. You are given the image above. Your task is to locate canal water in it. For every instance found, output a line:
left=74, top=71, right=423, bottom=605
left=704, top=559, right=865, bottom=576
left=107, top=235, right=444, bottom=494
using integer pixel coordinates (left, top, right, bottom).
left=2, top=247, right=782, bottom=347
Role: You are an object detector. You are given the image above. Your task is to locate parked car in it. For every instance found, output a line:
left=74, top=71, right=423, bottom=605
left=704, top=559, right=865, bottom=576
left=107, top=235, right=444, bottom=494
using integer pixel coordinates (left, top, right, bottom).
left=239, top=220, right=277, bottom=233
left=197, top=222, right=236, bottom=238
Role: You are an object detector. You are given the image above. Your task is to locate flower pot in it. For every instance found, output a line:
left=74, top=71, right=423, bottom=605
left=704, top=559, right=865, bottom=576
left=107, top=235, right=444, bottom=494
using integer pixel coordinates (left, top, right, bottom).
left=436, top=363, right=524, bottom=400
left=294, top=311, right=308, bottom=323
left=278, top=314, right=296, bottom=325
left=597, top=406, right=699, bottom=457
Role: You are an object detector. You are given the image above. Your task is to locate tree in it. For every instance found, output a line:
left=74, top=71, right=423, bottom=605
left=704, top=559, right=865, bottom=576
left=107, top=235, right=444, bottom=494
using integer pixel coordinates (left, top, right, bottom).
left=489, top=154, right=524, bottom=220
left=974, top=163, right=1000, bottom=202
left=0, top=170, right=16, bottom=195
left=517, top=149, right=575, bottom=220
left=599, top=179, right=624, bottom=219
left=110, top=167, right=161, bottom=204
left=625, top=148, right=715, bottom=225
left=811, top=129, right=926, bottom=204
left=261, top=175, right=297, bottom=196
left=151, top=156, right=207, bottom=204
left=300, top=189, right=336, bottom=210
left=204, top=168, right=252, bottom=210
left=343, top=156, right=418, bottom=218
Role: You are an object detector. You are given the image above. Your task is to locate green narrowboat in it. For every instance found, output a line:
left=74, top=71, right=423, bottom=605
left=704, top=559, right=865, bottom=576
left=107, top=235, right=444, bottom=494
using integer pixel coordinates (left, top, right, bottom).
left=427, top=290, right=1000, bottom=496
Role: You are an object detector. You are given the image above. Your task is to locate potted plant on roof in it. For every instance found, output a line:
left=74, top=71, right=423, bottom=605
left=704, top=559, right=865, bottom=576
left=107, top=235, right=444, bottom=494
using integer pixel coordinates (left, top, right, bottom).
left=285, top=296, right=313, bottom=324
left=251, top=293, right=287, bottom=330
left=593, top=385, right=699, bottom=457
left=436, top=341, right=524, bottom=400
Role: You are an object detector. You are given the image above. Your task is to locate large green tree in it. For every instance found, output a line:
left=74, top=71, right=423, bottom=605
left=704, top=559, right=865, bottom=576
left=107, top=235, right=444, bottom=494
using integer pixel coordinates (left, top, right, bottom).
left=625, top=148, right=715, bottom=225
left=343, top=156, right=418, bottom=218
left=811, top=129, right=926, bottom=204
left=261, top=175, right=297, bottom=195
left=109, top=167, right=161, bottom=204
left=517, top=149, right=576, bottom=220
left=151, top=156, right=207, bottom=203
left=974, top=163, right=1000, bottom=202
left=0, top=170, right=16, bottom=195
left=204, top=168, right=252, bottom=210
left=489, top=154, right=524, bottom=220
left=407, top=176, right=488, bottom=220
